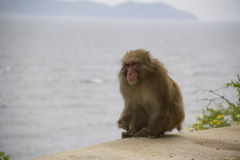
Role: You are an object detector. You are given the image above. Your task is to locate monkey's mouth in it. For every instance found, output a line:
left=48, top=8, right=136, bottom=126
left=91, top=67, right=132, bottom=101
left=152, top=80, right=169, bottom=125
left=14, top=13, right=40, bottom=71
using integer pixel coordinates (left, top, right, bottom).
left=127, top=78, right=138, bottom=85
left=127, top=73, right=137, bottom=83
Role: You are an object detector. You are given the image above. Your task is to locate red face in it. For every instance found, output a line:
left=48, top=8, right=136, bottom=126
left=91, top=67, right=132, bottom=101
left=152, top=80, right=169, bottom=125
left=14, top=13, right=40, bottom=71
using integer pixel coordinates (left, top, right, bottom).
left=125, top=62, right=138, bottom=85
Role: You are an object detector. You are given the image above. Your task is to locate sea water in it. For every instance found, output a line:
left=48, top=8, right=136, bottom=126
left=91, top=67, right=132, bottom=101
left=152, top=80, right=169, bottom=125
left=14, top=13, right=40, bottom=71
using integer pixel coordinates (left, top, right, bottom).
left=0, top=16, right=239, bottom=160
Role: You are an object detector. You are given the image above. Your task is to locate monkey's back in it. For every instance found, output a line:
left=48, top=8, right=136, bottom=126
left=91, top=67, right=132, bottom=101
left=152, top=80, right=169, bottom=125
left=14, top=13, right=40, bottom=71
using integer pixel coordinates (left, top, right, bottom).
left=152, top=60, right=185, bottom=132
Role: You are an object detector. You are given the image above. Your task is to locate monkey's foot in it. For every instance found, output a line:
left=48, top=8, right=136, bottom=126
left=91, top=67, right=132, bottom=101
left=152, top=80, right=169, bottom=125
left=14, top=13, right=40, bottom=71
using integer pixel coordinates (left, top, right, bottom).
left=121, top=131, right=133, bottom=138
left=133, top=129, right=158, bottom=139
left=158, top=132, right=165, bottom=137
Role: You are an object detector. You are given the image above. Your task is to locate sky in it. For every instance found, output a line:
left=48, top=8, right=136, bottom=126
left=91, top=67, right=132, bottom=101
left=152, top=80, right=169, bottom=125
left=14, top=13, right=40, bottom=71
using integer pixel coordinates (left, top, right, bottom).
left=56, top=0, right=240, bottom=22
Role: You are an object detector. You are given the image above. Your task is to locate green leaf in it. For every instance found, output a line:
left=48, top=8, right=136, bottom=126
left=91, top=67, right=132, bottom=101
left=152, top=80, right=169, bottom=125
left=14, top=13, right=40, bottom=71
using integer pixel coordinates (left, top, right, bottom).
left=3, top=155, right=10, bottom=160
left=0, top=151, right=5, bottom=157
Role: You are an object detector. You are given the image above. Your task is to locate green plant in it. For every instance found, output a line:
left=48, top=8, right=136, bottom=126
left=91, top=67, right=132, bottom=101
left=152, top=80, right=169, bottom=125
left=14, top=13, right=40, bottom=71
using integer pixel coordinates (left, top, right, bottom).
left=187, top=74, right=240, bottom=131
left=0, top=151, right=10, bottom=160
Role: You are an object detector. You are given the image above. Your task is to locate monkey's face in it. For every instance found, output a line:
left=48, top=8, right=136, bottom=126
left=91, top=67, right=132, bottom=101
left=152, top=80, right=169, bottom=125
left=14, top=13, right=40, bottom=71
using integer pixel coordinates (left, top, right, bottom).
left=124, top=62, right=139, bottom=85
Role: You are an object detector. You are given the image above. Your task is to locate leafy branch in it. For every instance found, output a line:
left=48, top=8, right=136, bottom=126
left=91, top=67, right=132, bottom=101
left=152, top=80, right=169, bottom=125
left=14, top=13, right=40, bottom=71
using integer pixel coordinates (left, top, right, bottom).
left=0, top=152, right=10, bottom=160
left=187, top=74, right=240, bottom=131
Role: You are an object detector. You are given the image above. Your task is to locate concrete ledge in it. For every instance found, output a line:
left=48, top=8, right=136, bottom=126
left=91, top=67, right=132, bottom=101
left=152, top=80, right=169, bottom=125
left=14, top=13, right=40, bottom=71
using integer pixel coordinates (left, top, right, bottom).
left=32, top=126, right=240, bottom=160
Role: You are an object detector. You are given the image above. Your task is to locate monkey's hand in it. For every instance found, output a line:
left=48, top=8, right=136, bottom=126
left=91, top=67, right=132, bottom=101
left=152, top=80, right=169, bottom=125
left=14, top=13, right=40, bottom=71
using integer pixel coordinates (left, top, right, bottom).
left=118, top=120, right=129, bottom=131
left=133, top=128, right=158, bottom=139
left=121, top=131, right=133, bottom=138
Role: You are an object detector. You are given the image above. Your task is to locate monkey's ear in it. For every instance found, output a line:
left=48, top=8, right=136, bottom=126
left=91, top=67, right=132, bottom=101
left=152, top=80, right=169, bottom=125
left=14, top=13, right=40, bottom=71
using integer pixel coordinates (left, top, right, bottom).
left=145, top=51, right=151, bottom=62
left=120, top=65, right=127, bottom=76
left=121, top=60, right=124, bottom=66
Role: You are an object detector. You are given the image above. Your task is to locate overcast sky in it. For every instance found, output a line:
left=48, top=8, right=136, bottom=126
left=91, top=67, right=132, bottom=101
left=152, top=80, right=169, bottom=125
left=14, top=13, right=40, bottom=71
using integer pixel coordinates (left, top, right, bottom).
left=56, top=0, right=240, bottom=21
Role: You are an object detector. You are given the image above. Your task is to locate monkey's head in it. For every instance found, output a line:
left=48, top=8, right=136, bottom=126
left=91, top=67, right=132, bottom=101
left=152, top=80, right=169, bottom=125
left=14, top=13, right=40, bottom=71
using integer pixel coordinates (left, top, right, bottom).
left=120, top=49, right=151, bottom=85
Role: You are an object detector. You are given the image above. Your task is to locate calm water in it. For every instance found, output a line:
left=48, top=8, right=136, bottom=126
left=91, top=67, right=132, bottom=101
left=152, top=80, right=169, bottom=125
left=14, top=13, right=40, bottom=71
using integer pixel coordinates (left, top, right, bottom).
left=0, top=16, right=239, bottom=160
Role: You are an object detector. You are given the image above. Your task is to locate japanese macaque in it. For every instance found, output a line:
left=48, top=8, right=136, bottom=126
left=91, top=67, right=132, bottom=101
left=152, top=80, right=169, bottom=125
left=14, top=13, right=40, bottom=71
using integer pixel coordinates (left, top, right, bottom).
left=117, top=49, right=185, bottom=138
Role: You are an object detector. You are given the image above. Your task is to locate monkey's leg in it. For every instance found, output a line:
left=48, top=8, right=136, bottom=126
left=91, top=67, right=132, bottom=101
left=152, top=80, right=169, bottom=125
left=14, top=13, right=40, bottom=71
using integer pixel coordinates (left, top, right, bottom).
left=134, top=111, right=166, bottom=139
left=128, top=106, right=149, bottom=134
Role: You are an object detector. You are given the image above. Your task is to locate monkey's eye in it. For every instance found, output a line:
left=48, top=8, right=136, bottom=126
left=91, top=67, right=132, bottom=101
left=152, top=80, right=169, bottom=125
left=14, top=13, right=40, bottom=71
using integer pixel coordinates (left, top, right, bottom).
left=125, top=64, right=129, bottom=68
left=132, top=63, right=136, bottom=66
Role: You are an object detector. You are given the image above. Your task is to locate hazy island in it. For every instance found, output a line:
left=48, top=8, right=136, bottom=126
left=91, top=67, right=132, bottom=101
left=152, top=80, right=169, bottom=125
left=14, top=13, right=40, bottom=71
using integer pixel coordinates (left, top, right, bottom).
left=0, top=0, right=198, bottom=20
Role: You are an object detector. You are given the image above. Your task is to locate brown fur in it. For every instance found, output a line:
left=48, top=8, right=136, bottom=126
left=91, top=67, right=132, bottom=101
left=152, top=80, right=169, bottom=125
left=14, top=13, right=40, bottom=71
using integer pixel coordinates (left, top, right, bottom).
left=117, top=49, right=185, bottom=138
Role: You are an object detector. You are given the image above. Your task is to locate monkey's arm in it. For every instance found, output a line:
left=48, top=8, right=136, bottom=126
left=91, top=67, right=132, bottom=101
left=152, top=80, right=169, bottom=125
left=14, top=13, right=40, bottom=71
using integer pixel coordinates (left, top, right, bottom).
left=118, top=105, right=136, bottom=138
left=117, top=105, right=132, bottom=131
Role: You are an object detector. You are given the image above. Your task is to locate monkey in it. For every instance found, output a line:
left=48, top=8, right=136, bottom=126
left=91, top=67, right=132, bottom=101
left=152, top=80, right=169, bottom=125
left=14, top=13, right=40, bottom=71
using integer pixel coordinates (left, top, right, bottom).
left=117, top=49, right=185, bottom=139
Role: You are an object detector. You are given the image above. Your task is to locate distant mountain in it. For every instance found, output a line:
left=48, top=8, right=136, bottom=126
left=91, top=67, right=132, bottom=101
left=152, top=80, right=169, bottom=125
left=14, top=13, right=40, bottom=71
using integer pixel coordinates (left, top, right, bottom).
left=0, top=0, right=198, bottom=20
